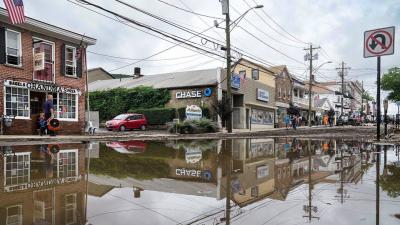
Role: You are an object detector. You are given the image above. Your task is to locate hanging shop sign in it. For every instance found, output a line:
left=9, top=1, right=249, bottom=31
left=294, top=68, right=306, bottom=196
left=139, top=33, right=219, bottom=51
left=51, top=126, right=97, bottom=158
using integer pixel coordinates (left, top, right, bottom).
left=231, top=74, right=241, bottom=89
left=33, top=52, right=45, bottom=71
left=4, top=80, right=81, bottom=95
left=186, top=105, right=202, bottom=120
left=175, top=87, right=213, bottom=99
left=256, top=88, right=269, bottom=102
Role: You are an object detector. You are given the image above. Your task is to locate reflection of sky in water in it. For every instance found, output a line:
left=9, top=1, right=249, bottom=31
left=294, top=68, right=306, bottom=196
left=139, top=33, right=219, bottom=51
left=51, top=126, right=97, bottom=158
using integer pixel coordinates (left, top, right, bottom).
left=85, top=140, right=400, bottom=225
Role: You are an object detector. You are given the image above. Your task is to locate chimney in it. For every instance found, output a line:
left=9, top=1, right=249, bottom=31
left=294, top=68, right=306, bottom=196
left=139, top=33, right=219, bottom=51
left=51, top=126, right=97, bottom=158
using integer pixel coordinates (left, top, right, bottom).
left=134, top=67, right=141, bottom=77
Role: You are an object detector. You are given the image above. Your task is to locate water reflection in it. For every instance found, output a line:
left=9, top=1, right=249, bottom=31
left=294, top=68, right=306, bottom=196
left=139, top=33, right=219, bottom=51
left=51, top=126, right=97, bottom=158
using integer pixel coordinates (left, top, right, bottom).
left=0, top=140, right=399, bottom=225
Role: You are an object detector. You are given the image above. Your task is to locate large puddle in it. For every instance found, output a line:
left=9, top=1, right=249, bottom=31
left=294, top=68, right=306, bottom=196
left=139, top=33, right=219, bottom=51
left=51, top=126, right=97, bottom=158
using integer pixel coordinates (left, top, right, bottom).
left=0, top=138, right=399, bottom=225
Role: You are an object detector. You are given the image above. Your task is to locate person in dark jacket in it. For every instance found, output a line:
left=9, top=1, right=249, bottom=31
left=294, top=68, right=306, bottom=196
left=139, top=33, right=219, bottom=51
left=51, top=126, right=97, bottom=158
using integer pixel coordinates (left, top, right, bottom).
left=43, top=95, right=55, bottom=136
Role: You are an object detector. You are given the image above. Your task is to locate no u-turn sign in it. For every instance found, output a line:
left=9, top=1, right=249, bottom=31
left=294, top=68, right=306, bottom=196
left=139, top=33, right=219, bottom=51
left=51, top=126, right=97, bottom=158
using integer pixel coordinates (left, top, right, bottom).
left=364, top=26, right=395, bottom=58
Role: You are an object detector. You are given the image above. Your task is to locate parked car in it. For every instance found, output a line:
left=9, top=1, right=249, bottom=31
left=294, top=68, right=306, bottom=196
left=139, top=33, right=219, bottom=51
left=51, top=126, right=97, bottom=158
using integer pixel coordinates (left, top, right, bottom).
left=106, top=114, right=147, bottom=131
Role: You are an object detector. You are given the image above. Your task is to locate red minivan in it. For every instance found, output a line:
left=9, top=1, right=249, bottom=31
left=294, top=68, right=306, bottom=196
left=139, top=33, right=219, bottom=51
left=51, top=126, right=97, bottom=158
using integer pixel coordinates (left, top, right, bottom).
left=106, top=113, right=147, bottom=131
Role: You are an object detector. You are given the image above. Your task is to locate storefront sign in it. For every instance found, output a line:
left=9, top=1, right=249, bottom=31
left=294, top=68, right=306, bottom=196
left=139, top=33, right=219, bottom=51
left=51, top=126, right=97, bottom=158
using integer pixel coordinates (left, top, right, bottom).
left=4, top=80, right=81, bottom=95
left=257, top=165, right=269, bottom=179
left=231, top=74, right=241, bottom=89
left=4, top=175, right=82, bottom=192
left=250, top=140, right=274, bottom=158
left=186, top=105, right=202, bottom=120
left=185, top=147, right=203, bottom=164
left=33, top=52, right=45, bottom=71
left=175, top=87, right=213, bottom=99
left=257, top=88, right=269, bottom=102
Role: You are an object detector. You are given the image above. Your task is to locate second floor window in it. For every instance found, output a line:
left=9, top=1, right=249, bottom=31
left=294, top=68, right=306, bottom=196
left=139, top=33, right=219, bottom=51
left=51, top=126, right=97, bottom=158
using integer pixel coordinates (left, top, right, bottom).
left=65, top=46, right=76, bottom=76
left=33, top=40, right=54, bottom=82
left=252, top=69, right=259, bottom=80
left=6, top=29, right=21, bottom=66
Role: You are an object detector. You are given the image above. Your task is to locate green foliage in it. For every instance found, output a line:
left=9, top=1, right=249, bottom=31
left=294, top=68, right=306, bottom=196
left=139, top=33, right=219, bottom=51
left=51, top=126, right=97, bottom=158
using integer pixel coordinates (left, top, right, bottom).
left=177, top=107, right=186, bottom=121
left=362, top=91, right=374, bottom=101
left=381, top=67, right=400, bottom=101
left=90, top=87, right=170, bottom=121
left=287, top=102, right=300, bottom=116
left=202, top=107, right=211, bottom=119
left=380, top=164, right=400, bottom=198
left=90, top=144, right=170, bottom=179
left=168, top=118, right=219, bottom=134
left=128, top=108, right=175, bottom=125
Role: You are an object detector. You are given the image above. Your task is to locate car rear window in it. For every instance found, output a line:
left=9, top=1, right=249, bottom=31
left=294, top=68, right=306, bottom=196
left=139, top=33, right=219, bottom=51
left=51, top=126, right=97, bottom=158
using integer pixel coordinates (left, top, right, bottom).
left=113, top=115, right=127, bottom=120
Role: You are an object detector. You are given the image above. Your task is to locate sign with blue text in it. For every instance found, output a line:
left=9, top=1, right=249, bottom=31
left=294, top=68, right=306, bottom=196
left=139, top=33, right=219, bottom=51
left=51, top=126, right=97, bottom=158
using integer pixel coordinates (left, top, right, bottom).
left=256, top=88, right=269, bottom=102
left=231, top=74, right=241, bottom=89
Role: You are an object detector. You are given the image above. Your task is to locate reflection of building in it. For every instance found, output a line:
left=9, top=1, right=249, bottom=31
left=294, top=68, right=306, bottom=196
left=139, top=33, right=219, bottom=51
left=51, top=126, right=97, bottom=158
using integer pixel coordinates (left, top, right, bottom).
left=271, top=159, right=292, bottom=201
left=0, top=144, right=86, bottom=225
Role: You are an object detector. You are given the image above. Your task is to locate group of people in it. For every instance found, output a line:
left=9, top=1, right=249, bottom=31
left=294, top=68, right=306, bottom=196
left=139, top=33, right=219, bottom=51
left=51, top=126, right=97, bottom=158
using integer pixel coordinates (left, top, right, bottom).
left=284, top=113, right=334, bottom=130
left=38, top=95, right=56, bottom=136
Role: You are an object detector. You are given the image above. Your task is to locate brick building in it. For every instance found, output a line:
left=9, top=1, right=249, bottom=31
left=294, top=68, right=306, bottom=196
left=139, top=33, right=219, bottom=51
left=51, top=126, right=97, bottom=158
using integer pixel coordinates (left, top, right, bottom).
left=0, top=8, right=96, bottom=134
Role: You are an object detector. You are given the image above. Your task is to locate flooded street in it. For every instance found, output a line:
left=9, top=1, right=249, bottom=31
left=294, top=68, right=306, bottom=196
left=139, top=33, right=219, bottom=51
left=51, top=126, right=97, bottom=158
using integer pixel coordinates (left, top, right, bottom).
left=1, top=138, right=399, bottom=225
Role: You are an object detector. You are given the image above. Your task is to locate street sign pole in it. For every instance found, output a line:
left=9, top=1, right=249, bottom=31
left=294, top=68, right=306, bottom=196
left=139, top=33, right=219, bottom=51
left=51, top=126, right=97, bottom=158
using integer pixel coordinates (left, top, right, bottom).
left=376, top=56, right=381, bottom=141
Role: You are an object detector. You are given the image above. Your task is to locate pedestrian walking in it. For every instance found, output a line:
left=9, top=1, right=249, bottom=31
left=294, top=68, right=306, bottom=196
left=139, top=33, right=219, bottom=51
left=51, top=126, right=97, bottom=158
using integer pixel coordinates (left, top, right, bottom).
left=44, top=94, right=56, bottom=136
left=291, top=115, right=297, bottom=130
left=284, top=114, right=290, bottom=130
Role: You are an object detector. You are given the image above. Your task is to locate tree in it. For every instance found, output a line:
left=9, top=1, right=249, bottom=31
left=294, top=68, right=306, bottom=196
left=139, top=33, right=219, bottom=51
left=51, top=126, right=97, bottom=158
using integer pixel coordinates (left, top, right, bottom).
left=362, top=91, right=374, bottom=101
left=287, top=102, right=300, bottom=116
left=381, top=67, right=400, bottom=101
left=212, top=97, right=232, bottom=128
left=380, top=164, right=400, bottom=198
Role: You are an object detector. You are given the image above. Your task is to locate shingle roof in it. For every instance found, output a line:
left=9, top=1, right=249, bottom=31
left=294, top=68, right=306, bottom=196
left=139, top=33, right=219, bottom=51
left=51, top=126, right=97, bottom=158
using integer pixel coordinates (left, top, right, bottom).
left=89, top=68, right=222, bottom=91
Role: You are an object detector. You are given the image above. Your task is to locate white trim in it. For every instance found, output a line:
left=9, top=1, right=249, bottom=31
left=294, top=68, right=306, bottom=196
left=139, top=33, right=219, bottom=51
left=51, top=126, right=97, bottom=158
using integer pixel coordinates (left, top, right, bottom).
left=5, top=28, right=22, bottom=67
left=4, top=152, right=31, bottom=190
left=32, top=37, right=56, bottom=84
left=57, top=149, right=79, bottom=178
left=6, top=204, right=23, bottom=225
left=64, top=45, right=77, bottom=77
left=56, top=93, right=78, bottom=122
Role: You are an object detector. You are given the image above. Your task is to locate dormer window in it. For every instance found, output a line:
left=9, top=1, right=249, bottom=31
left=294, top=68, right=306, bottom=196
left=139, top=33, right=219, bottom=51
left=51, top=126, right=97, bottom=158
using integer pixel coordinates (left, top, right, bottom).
left=5, top=29, right=22, bottom=66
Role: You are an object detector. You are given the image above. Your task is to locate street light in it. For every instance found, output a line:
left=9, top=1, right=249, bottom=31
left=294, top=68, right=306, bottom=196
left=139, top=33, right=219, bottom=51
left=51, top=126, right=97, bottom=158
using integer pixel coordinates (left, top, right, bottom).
left=220, top=0, right=263, bottom=133
left=383, top=99, right=388, bottom=137
left=308, top=61, right=333, bottom=127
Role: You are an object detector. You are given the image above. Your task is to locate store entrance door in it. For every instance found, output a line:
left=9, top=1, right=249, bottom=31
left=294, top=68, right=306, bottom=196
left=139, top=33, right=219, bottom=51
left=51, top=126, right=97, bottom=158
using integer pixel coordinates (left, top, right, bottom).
left=30, top=91, right=46, bottom=133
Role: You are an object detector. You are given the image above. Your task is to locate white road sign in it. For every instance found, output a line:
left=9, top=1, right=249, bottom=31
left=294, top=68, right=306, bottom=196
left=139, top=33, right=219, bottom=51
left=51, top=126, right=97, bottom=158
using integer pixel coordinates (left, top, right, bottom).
left=364, top=26, right=395, bottom=58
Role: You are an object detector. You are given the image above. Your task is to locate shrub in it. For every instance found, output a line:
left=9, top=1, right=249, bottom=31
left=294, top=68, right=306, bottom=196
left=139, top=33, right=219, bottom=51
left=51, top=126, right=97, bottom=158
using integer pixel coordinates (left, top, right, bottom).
left=129, top=108, right=175, bottom=125
left=90, top=86, right=170, bottom=121
left=177, top=107, right=186, bottom=121
left=168, top=118, right=219, bottom=134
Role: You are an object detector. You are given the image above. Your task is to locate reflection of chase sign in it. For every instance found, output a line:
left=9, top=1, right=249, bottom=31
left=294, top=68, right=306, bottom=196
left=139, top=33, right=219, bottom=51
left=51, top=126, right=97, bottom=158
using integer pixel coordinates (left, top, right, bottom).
left=186, top=105, right=202, bottom=120
left=4, top=80, right=81, bottom=95
left=175, top=168, right=212, bottom=181
left=175, top=88, right=213, bottom=99
left=4, top=175, right=82, bottom=192
left=257, top=88, right=269, bottom=102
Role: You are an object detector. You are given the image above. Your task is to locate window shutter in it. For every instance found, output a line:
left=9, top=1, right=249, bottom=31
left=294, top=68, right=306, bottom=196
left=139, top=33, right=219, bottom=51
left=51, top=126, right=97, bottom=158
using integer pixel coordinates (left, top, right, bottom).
left=0, top=27, right=6, bottom=64
left=76, top=48, right=82, bottom=78
left=61, top=44, right=66, bottom=76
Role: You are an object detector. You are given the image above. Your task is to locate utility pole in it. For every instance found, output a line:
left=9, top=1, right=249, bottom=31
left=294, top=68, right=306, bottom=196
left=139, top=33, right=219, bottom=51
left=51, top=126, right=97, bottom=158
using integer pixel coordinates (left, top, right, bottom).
left=223, top=0, right=233, bottom=133
left=336, top=62, right=351, bottom=116
left=304, top=44, right=320, bottom=127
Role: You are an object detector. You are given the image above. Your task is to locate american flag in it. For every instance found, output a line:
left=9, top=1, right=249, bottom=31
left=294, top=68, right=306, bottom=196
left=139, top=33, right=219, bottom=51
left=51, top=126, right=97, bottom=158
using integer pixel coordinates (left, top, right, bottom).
left=3, top=0, right=25, bottom=24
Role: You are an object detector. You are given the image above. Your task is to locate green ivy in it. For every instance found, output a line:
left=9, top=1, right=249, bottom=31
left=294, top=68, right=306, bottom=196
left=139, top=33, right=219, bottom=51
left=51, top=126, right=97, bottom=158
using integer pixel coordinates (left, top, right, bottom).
left=128, top=108, right=176, bottom=125
left=90, top=86, right=171, bottom=121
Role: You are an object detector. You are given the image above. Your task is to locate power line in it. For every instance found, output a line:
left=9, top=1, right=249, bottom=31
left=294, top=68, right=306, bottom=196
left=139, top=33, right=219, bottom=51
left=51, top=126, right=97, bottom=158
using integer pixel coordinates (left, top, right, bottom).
left=87, top=50, right=200, bottom=61
left=241, top=0, right=307, bottom=45
left=249, top=0, right=308, bottom=45
left=239, top=26, right=307, bottom=66
left=157, top=0, right=223, bottom=20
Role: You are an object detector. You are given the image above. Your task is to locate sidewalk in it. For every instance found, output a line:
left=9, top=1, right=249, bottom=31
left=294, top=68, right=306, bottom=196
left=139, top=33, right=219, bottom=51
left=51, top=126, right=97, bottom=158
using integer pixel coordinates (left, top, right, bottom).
left=0, top=126, right=377, bottom=145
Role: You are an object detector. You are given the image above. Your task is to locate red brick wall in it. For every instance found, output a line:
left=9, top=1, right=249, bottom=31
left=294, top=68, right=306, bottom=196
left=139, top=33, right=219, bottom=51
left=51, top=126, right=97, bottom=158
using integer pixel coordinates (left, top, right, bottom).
left=0, top=25, right=87, bottom=135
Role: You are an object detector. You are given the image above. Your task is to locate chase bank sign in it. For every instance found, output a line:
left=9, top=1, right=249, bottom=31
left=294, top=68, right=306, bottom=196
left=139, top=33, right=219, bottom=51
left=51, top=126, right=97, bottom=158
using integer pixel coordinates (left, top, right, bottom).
left=175, top=87, right=213, bottom=99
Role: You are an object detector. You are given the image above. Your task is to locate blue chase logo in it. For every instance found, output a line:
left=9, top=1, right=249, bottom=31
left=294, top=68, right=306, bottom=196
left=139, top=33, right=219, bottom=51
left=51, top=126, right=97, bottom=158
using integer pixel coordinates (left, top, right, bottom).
left=203, top=87, right=213, bottom=97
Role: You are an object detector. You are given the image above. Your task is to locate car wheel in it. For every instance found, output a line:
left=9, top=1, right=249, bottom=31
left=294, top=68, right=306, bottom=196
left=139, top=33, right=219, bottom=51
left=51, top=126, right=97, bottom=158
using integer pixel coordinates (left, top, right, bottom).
left=119, top=125, right=126, bottom=132
left=140, top=125, right=146, bottom=131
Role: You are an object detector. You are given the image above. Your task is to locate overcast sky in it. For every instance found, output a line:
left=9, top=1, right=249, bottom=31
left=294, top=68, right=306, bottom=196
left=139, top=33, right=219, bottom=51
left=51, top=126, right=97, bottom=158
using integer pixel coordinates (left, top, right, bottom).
left=4, top=0, right=399, bottom=113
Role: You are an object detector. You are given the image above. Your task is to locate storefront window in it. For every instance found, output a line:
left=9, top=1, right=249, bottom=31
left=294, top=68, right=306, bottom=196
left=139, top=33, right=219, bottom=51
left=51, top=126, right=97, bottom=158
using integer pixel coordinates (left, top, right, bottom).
left=5, top=87, right=29, bottom=118
left=58, top=93, right=77, bottom=119
left=55, top=150, right=78, bottom=178
left=33, top=40, right=54, bottom=82
left=5, top=153, right=30, bottom=187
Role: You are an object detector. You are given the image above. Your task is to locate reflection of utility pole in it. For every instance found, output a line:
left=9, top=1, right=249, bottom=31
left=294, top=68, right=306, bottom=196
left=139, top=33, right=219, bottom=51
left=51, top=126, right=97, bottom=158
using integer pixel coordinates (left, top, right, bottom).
left=376, top=147, right=380, bottom=225
left=303, top=140, right=319, bottom=221
left=224, top=139, right=232, bottom=225
left=85, top=143, right=91, bottom=223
